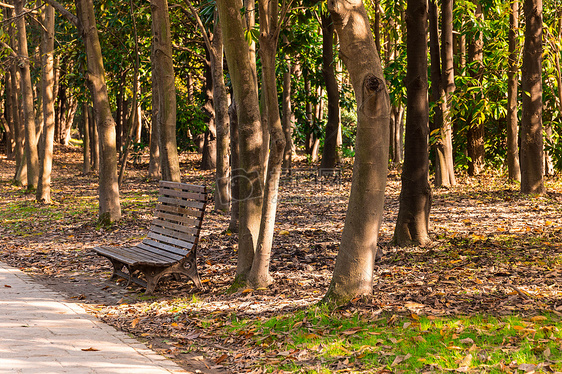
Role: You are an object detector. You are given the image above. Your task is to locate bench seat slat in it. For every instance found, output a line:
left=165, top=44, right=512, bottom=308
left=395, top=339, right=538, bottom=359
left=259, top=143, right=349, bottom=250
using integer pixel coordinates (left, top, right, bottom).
left=94, top=246, right=171, bottom=266
left=139, top=240, right=190, bottom=258
left=131, top=243, right=184, bottom=263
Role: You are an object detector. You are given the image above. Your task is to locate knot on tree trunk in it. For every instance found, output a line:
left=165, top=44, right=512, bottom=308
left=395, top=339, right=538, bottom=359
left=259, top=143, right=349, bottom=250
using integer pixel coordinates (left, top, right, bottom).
left=364, top=75, right=384, bottom=93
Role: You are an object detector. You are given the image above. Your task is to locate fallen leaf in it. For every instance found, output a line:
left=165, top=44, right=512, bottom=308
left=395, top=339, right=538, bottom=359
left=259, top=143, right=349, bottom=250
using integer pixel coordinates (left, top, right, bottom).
left=530, top=316, right=547, bottom=323
left=4, top=285, right=11, bottom=288
left=460, top=337, right=474, bottom=345
left=81, top=347, right=99, bottom=351
left=130, top=318, right=140, bottom=328
left=518, top=363, right=536, bottom=372
left=214, top=354, right=228, bottom=364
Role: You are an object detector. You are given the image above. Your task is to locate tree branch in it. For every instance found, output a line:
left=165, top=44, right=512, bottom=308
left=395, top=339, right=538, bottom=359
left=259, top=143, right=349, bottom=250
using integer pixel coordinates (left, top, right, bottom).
left=41, top=0, right=78, bottom=27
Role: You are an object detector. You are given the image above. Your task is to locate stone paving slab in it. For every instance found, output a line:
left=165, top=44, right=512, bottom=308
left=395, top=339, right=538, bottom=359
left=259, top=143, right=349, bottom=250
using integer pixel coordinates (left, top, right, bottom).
left=0, top=262, right=187, bottom=374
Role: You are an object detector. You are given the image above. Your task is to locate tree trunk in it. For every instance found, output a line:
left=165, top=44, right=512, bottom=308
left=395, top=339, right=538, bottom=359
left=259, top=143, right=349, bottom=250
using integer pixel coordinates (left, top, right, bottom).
left=228, top=100, right=240, bottom=233
left=15, top=0, right=39, bottom=189
left=90, top=105, right=99, bottom=171
left=76, top=0, right=121, bottom=223
left=281, top=38, right=294, bottom=171
left=247, top=0, right=287, bottom=289
left=521, top=0, right=545, bottom=194
left=212, top=19, right=231, bottom=212
left=507, top=0, right=521, bottom=182
left=3, top=66, right=15, bottom=160
left=148, top=41, right=161, bottom=180
left=393, top=0, right=432, bottom=247
left=440, top=0, right=456, bottom=186
left=467, top=1, right=485, bottom=176
left=320, top=12, right=341, bottom=170
left=151, top=0, right=180, bottom=182
left=37, top=4, right=56, bottom=203
left=201, top=52, right=217, bottom=171
left=216, top=0, right=264, bottom=285
left=82, top=102, right=91, bottom=174
left=323, top=0, right=390, bottom=305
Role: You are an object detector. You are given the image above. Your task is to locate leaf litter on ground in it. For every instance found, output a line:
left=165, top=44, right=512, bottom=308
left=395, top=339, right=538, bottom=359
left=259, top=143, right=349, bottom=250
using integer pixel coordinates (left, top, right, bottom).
left=2, top=146, right=562, bottom=372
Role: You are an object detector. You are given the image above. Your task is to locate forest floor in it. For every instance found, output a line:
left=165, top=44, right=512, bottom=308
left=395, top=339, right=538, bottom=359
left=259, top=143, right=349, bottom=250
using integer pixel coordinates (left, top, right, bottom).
left=2, top=145, right=562, bottom=373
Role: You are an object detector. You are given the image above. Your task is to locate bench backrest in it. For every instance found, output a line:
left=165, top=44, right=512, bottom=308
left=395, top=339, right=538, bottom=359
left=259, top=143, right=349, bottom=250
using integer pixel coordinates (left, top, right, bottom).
left=142, top=181, right=208, bottom=257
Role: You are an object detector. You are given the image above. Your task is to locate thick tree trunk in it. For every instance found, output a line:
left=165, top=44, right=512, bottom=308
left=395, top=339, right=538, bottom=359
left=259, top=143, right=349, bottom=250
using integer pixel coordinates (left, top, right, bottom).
left=507, top=0, right=521, bottom=182
left=323, top=0, right=390, bottom=304
left=320, top=12, right=341, bottom=170
left=151, top=0, right=180, bottom=182
left=76, top=0, right=121, bottom=223
left=37, top=4, right=56, bottom=203
left=467, top=1, right=485, bottom=176
left=216, top=0, right=264, bottom=285
left=15, top=0, right=39, bottom=189
left=393, top=0, right=431, bottom=247
left=521, top=0, right=545, bottom=194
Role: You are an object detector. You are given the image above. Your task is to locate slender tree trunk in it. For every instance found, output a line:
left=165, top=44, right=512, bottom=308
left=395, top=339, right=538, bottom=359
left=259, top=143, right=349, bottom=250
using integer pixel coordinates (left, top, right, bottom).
left=323, top=0, right=390, bottom=304
left=467, top=1, right=485, bottom=176
left=507, top=0, right=521, bottom=182
left=15, top=0, right=39, bottom=189
left=76, top=0, right=121, bottom=223
left=201, top=56, right=217, bottom=171
left=3, top=73, right=15, bottom=160
left=148, top=41, right=161, bottom=180
left=151, top=0, right=180, bottom=182
left=82, top=102, right=91, bottom=174
left=521, top=0, right=545, bottom=194
left=229, top=100, right=240, bottom=233
left=247, top=0, right=287, bottom=289
left=90, top=105, right=99, bottom=171
left=37, top=4, right=56, bottom=203
left=281, top=38, right=294, bottom=171
left=216, top=0, right=264, bottom=285
left=440, top=0, right=456, bottom=186
left=320, top=12, right=341, bottom=170
left=393, top=0, right=431, bottom=247
left=212, top=19, right=231, bottom=212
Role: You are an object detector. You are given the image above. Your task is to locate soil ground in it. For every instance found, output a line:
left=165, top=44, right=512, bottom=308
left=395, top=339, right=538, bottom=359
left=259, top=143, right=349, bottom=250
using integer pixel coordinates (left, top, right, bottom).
left=1, top=145, right=562, bottom=373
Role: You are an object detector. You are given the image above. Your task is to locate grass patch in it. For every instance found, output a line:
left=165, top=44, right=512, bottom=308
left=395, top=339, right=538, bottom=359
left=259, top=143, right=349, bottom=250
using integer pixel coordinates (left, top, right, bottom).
left=222, top=308, right=562, bottom=373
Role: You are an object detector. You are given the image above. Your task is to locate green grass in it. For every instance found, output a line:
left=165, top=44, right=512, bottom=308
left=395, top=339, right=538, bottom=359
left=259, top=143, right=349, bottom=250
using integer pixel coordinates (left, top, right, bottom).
left=221, top=307, right=562, bottom=373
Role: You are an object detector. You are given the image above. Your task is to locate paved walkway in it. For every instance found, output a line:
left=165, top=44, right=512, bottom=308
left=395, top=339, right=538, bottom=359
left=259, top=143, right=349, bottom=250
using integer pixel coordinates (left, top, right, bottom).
left=0, top=262, right=187, bottom=374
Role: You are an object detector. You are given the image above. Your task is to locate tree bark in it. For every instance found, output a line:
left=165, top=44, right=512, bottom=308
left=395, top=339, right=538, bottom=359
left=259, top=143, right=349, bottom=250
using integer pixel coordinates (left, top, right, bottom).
left=151, top=0, right=180, bottom=182
left=323, top=0, right=390, bottom=304
left=393, top=0, right=431, bottom=247
left=216, top=0, right=264, bottom=285
left=76, top=0, right=121, bottom=223
left=37, top=4, right=56, bottom=203
left=440, top=0, right=456, bottom=186
left=15, top=0, right=39, bottom=189
left=320, top=12, right=341, bottom=170
left=211, top=20, right=231, bottom=212
left=521, top=0, right=545, bottom=194
left=82, top=102, right=91, bottom=174
left=507, top=0, right=521, bottom=182
left=247, top=0, right=287, bottom=289
left=467, top=1, right=485, bottom=176
left=201, top=55, right=217, bottom=170
left=228, top=100, right=240, bottom=233
left=281, top=38, right=294, bottom=171
left=148, top=40, right=161, bottom=180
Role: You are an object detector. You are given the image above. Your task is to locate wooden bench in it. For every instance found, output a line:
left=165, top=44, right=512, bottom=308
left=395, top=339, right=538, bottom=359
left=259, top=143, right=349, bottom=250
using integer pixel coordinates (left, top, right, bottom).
left=93, top=181, right=208, bottom=294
